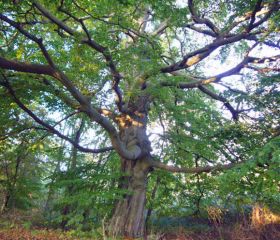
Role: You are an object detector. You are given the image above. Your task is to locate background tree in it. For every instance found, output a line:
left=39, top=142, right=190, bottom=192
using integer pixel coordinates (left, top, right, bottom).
left=0, top=0, right=279, bottom=238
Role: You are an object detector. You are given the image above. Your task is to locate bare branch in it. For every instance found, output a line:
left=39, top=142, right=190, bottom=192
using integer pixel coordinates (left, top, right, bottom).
left=0, top=126, right=45, bottom=141
left=250, top=1, right=279, bottom=30
left=53, top=111, right=81, bottom=127
left=0, top=56, right=54, bottom=75
left=0, top=13, right=55, bottom=67
left=161, top=59, right=246, bottom=88
left=225, top=2, right=277, bottom=34
left=40, top=76, right=79, bottom=109
left=188, top=0, right=219, bottom=36
left=244, top=34, right=280, bottom=49
left=217, top=83, right=247, bottom=95
left=247, top=0, right=263, bottom=32
left=161, top=54, right=280, bottom=88
left=184, top=24, right=217, bottom=37
left=152, top=18, right=169, bottom=36
left=33, top=1, right=75, bottom=35
left=161, top=33, right=248, bottom=73
left=198, top=86, right=239, bottom=121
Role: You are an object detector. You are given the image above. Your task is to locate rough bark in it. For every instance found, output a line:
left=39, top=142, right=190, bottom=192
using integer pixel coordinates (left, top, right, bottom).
left=109, top=99, right=152, bottom=238
left=108, top=156, right=151, bottom=238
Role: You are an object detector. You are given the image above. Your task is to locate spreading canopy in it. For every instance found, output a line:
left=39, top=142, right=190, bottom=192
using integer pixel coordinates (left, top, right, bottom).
left=0, top=0, right=280, bottom=175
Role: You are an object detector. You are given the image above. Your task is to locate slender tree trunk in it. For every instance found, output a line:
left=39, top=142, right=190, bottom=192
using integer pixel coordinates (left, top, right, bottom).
left=61, top=120, right=85, bottom=230
left=1, top=153, right=24, bottom=213
left=44, top=146, right=63, bottom=213
left=145, top=176, right=160, bottom=237
left=0, top=192, right=10, bottom=213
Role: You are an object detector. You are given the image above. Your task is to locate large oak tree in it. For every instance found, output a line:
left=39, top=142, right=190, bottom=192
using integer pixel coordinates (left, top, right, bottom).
left=0, top=0, right=279, bottom=237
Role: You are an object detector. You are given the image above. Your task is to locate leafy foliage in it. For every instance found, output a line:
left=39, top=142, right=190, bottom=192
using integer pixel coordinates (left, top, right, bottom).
left=0, top=0, right=279, bottom=237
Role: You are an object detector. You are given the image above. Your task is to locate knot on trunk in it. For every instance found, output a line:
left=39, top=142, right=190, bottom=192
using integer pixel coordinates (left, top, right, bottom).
left=116, top=114, right=152, bottom=159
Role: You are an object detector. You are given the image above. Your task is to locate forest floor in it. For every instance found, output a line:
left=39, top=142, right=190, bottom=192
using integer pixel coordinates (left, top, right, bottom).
left=1, top=221, right=280, bottom=240
left=0, top=227, right=73, bottom=240
left=1, top=207, right=280, bottom=240
left=0, top=223, right=280, bottom=240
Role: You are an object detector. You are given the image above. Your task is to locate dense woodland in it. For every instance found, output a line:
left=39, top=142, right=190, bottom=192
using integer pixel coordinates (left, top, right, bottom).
left=0, top=0, right=280, bottom=239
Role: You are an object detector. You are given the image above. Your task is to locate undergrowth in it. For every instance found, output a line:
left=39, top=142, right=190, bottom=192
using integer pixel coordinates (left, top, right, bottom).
left=0, top=205, right=280, bottom=239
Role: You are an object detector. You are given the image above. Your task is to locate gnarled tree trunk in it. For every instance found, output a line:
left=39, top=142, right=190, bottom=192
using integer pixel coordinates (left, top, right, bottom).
left=109, top=156, right=151, bottom=238
left=109, top=98, right=152, bottom=238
